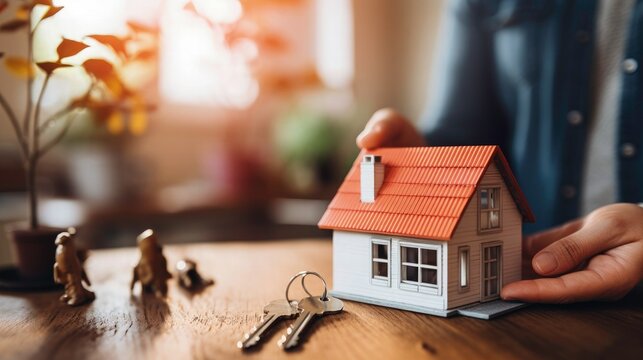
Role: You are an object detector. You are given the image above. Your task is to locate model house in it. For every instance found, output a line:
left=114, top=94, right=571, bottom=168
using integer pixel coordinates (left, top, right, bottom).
left=318, top=146, right=535, bottom=318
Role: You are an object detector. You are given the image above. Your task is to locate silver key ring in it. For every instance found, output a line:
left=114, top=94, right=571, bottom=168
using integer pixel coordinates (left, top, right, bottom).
left=285, top=271, right=328, bottom=303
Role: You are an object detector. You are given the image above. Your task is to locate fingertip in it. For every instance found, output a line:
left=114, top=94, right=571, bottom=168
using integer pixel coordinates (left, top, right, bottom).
left=501, top=281, right=525, bottom=301
left=356, top=124, right=384, bottom=150
left=500, top=287, right=516, bottom=301
left=501, top=280, right=538, bottom=302
left=532, top=251, right=558, bottom=275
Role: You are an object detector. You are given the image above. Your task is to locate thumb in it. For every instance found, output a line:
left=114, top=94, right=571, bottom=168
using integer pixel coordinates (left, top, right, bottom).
left=356, top=109, right=404, bottom=150
left=532, top=220, right=618, bottom=276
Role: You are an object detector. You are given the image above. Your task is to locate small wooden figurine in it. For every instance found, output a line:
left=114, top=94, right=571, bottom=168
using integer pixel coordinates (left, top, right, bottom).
left=130, top=229, right=172, bottom=297
left=53, top=231, right=95, bottom=306
left=176, top=259, right=214, bottom=290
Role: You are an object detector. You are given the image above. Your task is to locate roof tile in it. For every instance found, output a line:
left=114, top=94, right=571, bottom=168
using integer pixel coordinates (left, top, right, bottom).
left=319, top=146, right=534, bottom=240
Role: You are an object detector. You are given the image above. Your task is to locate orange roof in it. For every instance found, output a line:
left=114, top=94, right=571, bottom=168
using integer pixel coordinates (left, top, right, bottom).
left=318, top=146, right=534, bottom=240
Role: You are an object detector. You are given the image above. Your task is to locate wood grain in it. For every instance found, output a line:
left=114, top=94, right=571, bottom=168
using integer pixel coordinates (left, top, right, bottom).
left=0, top=239, right=642, bottom=360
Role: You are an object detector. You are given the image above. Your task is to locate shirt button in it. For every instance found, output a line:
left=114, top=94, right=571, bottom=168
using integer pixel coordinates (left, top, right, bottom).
left=562, top=185, right=577, bottom=199
left=623, top=58, right=638, bottom=74
left=567, top=111, right=583, bottom=126
left=621, top=143, right=637, bottom=158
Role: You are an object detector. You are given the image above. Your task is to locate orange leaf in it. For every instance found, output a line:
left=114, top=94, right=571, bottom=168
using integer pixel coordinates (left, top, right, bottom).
left=56, top=38, right=88, bottom=60
left=0, top=19, right=28, bottom=32
left=36, top=61, right=71, bottom=74
left=257, top=33, right=288, bottom=52
left=129, top=96, right=147, bottom=135
left=106, top=110, right=124, bottom=134
left=86, top=35, right=127, bottom=57
left=103, top=74, right=124, bottom=98
left=127, top=20, right=157, bottom=33
left=4, top=57, right=34, bottom=78
left=15, top=4, right=30, bottom=21
left=132, top=49, right=156, bottom=61
left=82, top=59, right=114, bottom=80
left=183, top=1, right=197, bottom=13
left=41, top=5, right=63, bottom=20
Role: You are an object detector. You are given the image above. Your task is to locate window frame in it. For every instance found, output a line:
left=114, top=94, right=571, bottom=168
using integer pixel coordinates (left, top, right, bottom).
left=398, top=241, right=441, bottom=295
left=370, top=238, right=391, bottom=287
left=478, top=186, right=503, bottom=233
left=458, top=246, right=470, bottom=292
left=480, top=241, right=503, bottom=302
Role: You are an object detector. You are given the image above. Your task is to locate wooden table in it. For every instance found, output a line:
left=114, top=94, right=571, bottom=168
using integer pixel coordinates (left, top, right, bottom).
left=1, top=239, right=642, bottom=360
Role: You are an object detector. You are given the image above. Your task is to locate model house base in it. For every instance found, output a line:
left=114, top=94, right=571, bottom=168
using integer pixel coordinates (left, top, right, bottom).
left=319, top=146, right=535, bottom=320
left=330, top=291, right=528, bottom=319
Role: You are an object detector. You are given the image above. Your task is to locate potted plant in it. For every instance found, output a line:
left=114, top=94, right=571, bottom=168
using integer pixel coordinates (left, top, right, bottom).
left=0, top=0, right=156, bottom=282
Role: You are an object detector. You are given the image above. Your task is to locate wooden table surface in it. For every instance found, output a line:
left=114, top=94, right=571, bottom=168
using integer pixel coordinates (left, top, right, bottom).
left=1, top=239, right=642, bottom=360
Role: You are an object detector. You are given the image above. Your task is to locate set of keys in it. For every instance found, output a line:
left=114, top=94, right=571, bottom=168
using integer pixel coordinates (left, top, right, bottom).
left=237, top=271, right=344, bottom=351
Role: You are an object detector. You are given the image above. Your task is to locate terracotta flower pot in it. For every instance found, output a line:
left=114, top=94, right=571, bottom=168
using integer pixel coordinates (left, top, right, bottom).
left=7, top=225, right=63, bottom=281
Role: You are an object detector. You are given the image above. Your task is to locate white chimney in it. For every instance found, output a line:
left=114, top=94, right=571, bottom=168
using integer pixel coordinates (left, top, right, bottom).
left=360, top=155, right=384, bottom=203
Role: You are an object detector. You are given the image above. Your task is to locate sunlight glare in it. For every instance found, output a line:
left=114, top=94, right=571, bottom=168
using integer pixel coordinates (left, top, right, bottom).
left=160, top=0, right=258, bottom=109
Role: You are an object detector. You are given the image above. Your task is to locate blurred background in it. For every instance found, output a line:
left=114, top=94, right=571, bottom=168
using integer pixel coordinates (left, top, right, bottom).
left=0, top=0, right=444, bottom=264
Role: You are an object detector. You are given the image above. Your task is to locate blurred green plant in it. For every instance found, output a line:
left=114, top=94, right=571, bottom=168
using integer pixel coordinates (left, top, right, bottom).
left=273, top=108, right=338, bottom=193
left=0, top=0, right=157, bottom=229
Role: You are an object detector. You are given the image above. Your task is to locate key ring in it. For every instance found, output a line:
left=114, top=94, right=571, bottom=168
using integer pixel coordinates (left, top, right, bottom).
left=285, top=271, right=328, bottom=303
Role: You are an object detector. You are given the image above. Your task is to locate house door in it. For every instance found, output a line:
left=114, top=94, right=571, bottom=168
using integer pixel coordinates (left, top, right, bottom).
left=481, top=242, right=502, bottom=301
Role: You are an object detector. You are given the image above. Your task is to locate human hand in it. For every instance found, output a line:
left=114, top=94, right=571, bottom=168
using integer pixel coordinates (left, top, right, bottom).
left=501, top=203, right=643, bottom=303
left=356, top=108, right=427, bottom=149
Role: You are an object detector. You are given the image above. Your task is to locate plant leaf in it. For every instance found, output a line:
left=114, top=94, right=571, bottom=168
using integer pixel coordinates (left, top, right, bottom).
left=129, top=95, right=147, bottom=135
left=15, top=4, right=30, bottom=20
left=4, top=57, right=34, bottom=78
left=36, top=61, right=71, bottom=74
left=106, top=110, right=124, bottom=134
left=127, top=20, right=157, bottom=33
left=0, top=19, right=28, bottom=32
left=82, top=59, right=114, bottom=80
left=183, top=1, right=197, bottom=13
left=103, top=74, right=124, bottom=98
left=41, top=5, right=63, bottom=20
left=57, top=38, right=88, bottom=60
left=132, top=49, right=156, bottom=61
left=86, top=35, right=127, bottom=57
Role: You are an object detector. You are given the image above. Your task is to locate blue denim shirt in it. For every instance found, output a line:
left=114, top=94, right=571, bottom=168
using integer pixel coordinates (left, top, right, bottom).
left=421, top=0, right=643, bottom=233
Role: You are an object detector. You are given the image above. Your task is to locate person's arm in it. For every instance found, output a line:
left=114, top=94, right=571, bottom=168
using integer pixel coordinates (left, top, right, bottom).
left=421, top=0, right=505, bottom=146
left=357, top=0, right=505, bottom=150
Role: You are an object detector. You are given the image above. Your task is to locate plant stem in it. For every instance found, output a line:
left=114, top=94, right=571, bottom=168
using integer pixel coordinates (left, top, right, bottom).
left=34, top=74, right=50, bottom=140
left=38, top=110, right=78, bottom=159
left=38, top=106, right=70, bottom=134
left=25, top=74, right=51, bottom=230
left=23, top=9, right=33, bottom=136
left=40, top=79, right=96, bottom=135
left=23, top=8, right=38, bottom=229
left=26, top=158, right=37, bottom=229
left=0, top=92, right=28, bottom=161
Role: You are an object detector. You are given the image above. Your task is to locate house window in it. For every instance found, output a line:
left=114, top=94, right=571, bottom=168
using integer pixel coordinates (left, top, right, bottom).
left=479, top=187, right=501, bottom=231
left=371, top=239, right=390, bottom=286
left=399, top=243, right=440, bottom=294
left=458, top=246, right=470, bottom=290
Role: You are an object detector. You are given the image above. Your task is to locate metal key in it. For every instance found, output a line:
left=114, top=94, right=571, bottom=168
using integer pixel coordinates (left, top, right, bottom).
left=237, top=299, right=299, bottom=349
left=278, top=295, right=344, bottom=350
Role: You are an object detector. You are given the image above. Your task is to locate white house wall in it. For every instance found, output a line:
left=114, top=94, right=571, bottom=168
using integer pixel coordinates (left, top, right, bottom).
left=446, top=162, right=523, bottom=309
left=332, top=230, right=448, bottom=311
